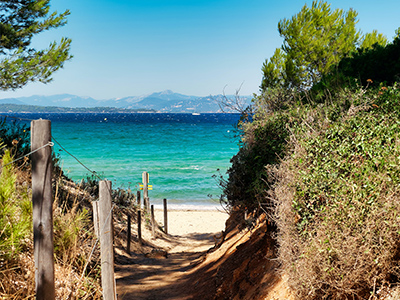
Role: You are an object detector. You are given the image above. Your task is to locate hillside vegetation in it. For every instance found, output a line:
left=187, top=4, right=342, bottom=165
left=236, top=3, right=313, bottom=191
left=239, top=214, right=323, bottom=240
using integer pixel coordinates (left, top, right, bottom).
left=219, top=1, right=400, bottom=299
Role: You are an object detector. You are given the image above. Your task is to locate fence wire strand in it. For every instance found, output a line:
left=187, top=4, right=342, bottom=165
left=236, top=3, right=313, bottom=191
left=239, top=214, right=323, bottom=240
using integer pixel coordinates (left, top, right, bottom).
left=2, top=142, right=54, bottom=167
left=51, top=135, right=104, bottom=182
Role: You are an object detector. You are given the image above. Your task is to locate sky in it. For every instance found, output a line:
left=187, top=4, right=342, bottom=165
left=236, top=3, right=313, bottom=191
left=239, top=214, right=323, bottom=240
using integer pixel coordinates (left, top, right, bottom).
left=1, top=0, right=400, bottom=100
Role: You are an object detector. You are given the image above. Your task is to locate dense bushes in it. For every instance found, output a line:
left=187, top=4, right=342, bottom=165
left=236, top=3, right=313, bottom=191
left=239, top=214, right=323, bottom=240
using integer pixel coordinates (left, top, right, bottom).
left=222, top=113, right=289, bottom=212
left=222, top=33, right=400, bottom=298
left=311, top=28, right=400, bottom=98
left=337, top=33, right=400, bottom=88
left=273, top=85, right=400, bottom=299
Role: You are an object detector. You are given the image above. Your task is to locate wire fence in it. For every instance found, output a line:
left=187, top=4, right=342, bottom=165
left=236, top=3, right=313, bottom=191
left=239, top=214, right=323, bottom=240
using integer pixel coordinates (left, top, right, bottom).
left=0, top=114, right=127, bottom=290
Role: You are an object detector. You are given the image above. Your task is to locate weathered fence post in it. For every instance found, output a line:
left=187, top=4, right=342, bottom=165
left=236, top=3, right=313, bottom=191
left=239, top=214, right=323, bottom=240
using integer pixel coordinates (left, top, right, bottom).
left=137, top=190, right=142, bottom=245
left=127, top=214, right=131, bottom=254
left=151, top=205, right=156, bottom=238
left=31, top=119, right=55, bottom=300
left=92, top=200, right=100, bottom=238
left=142, top=172, right=149, bottom=199
left=163, top=198, right=168, bottom=234
left=137, top=190, right=141, bottom=208
left=142, top=172, right=149, bottom=212
left=99, top=180, right=117, bottom=300
left=145, top=197, right=150, bottom=213
left=138, top=209, right=142, bottom=245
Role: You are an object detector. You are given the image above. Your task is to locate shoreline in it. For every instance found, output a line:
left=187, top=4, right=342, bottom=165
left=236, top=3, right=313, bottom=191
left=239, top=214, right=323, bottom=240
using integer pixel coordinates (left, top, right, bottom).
left=153, top=209, right=229, bottom=236
left=152, top=203, right=227, bottom=212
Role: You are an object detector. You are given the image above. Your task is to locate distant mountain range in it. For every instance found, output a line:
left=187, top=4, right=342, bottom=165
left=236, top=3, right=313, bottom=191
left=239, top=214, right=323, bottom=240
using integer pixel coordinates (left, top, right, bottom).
left=0, top=90, right=252, bottom=113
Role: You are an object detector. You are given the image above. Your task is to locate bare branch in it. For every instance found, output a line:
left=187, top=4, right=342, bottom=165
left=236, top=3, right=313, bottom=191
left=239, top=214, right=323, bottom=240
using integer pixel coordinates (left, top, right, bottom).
left=212, top=83, right=253, bottom=116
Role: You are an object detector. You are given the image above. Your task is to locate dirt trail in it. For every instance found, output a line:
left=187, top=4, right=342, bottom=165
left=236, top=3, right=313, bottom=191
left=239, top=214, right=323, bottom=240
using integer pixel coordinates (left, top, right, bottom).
left=113, top=210, right=295, bottom=300
left=114, top=210, right=228, bottom=300
left=115, top=233, right=216, bottom=299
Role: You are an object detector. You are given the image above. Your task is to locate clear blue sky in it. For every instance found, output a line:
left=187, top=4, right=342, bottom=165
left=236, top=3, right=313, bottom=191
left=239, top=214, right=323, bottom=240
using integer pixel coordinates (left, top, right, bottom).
left=1, top=0, right=399, bottom=100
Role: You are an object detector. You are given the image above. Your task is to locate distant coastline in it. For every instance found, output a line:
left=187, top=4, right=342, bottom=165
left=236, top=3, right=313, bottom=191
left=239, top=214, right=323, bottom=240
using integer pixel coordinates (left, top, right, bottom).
left=0, top=103, right=156, bottom=114
left=0, top=103, right=242, bottom=114
left=0, top=90, right=252, bottom=113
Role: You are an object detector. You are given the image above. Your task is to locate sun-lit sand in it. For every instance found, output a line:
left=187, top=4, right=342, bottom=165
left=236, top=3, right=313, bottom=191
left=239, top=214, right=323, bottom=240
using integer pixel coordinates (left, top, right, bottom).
left=153, top=208, right=229, bottom=236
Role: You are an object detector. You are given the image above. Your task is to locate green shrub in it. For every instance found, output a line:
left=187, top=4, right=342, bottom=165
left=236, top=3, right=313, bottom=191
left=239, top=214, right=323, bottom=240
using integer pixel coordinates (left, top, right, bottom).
left=222, top=113, right=290, bottom=211
left=273, top=85, right=400, bottom=299
left=0, top=149, right=32, bottom=260
left=310, top=29, right=400, bottom=100
left=0, top=118, right=30, bottom=163
left=337, top=34, right=400, bottom=88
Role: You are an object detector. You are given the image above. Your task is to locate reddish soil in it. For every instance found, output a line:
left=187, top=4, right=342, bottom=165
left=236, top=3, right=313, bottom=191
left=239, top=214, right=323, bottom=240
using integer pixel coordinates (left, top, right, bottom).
left=114, top=210, right=295, bottom=300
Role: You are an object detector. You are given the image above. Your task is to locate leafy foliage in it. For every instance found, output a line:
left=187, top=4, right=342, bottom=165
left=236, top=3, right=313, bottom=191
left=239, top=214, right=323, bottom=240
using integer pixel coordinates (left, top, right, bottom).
left=359, top=29, right=388, bottom=49
left=261, top=0, right=387, bottom=93
left=221, top=87, right=301, bottom=212
left=222, top=2, right=400, bottom=298
left=0, top=0, right=72, bottom=90
left=222, top=116, right=288, bottom=211
left=272, top=85, right=400, bottom=299
left=262, top=0, right=360, bottom=91
left=310, top=29, right=400, bottom=102
left=0, top=117, right=30, bottom=160
left=336, top=33, right=400, bottom=87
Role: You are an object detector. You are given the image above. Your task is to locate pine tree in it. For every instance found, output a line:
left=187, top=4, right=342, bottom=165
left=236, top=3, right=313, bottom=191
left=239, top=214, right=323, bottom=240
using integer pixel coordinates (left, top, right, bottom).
left=261, top=1, right=387, bottom=92
left=0, top=0, right=72, bottom=90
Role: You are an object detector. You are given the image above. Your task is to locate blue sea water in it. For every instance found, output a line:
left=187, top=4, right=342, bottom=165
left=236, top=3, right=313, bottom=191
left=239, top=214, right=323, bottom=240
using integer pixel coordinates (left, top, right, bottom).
left=5, top=113, right=241, bottom=208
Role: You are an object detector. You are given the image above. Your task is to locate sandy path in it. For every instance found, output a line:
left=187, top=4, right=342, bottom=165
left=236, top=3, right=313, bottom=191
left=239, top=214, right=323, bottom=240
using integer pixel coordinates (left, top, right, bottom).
left=115, top=209, right=229, bottom=300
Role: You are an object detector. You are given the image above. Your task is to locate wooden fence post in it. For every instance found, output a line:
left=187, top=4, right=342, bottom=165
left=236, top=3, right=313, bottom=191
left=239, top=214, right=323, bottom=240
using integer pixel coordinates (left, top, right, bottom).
left=142, top=172, right=149, bottom=212
left=145, top=197, right=150, bottom=213
left=127, top=214, right=131, bottom=254
left=137, top=190, right=141, bottom=208
left=99, top=180, right=117, bottom=300
left=92, top=201, right=100, bottom=238
left=138, top=209, right=142, bottom=245
left=31, top=119, right=55, bottom=300
left=163, top=198, right=168, bottom=234
left=137, top=190, right=142, bottom=245
left=151, top=205, right=156, bottom=238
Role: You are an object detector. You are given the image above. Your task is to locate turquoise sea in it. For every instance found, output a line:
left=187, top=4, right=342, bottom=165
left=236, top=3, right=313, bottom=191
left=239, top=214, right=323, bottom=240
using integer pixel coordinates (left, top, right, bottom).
left=8, top=113, right=241, bottom=209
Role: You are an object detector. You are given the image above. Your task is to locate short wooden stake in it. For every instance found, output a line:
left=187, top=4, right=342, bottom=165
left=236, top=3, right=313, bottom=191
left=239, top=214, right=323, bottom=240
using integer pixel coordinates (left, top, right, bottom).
left=127, top=214, right=131, bottom=254
left=151, top=205, right=156, bottom=238
left=142, top=172, right=149, bottom=199
left=99, top=180, right=117, bottom=300
left=138, top=209, right=142, bottom=245
left=137, top=190, right=141, bottom=208
left=142, top=172, right=149, bottom=212
left=163, top=198, right=168, bottom=234
left=31, top=119, right=55, bottom=300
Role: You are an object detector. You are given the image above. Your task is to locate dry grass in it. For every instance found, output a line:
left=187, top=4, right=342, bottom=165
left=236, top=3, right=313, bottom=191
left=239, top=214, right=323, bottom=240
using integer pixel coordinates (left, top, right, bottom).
left=0, top=162, right=103, bottom=299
